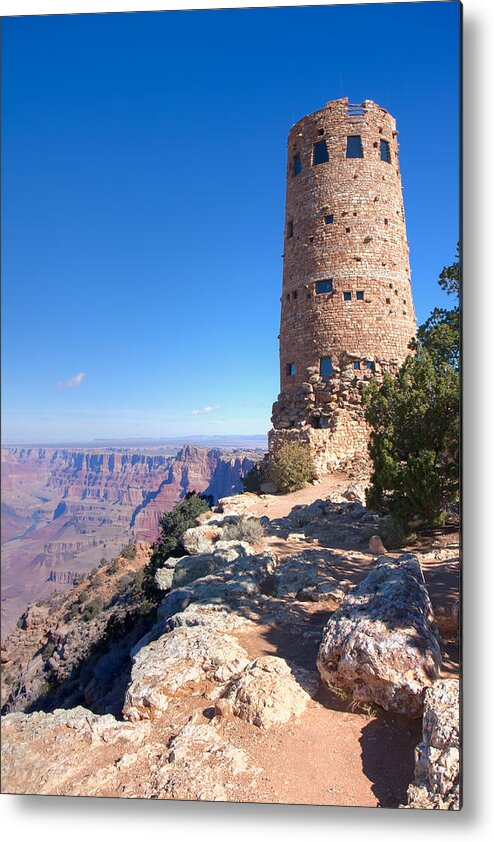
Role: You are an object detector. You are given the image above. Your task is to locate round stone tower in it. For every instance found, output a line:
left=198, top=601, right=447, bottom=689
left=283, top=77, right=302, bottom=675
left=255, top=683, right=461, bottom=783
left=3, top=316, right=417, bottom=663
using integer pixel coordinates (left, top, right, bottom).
left=269, top=97, right=416, bottom=475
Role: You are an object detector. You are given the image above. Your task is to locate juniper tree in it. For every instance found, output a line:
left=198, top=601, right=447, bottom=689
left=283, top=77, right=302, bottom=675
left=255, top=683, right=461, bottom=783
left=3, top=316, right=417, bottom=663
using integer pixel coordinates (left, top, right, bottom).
left=362, top=246, right=460, bottom=528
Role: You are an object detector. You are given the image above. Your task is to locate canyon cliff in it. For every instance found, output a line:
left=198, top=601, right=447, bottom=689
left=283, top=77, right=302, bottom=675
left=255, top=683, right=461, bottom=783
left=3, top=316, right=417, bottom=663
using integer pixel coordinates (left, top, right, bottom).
left=1, top=444, right=262, bottom=635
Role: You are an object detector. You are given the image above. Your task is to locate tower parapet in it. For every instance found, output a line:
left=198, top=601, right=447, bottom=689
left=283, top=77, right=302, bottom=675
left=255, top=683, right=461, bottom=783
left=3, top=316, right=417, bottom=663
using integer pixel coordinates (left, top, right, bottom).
left=270, top=97, right=416, bottom=475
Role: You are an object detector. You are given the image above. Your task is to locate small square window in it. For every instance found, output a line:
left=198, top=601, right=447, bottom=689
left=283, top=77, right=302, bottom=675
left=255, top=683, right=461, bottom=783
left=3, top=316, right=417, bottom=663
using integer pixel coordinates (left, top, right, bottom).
left=353, top=361, right=361, bottom=370
left=313, top=141, right=329, bottom=165
left=316, top=279, right=333, bottom=294
left=324, top=214, right=334, bottom=225
left=346, top=135, right=363, bottom=158
left=366, top=361, right=375, bottom=371
left=293, top=154, right=302, bottom=176
left=380, top=139, right=391, bottom=163
left=384, top=218, right=389, bottom=225
left=356, top=291, right=364, bottom=300
left=345, top=227, right=351, bottom=233
left=320, top=356, right=332, bottom=378
left=287, top=220, right=293, bottom=239
left=343, top=291, right=352, bottom=301
left=292, top=290, right=298, bottom=300
left=386, top=297, right=391, bottom=304
left=286, top=363, right=296, bottom=376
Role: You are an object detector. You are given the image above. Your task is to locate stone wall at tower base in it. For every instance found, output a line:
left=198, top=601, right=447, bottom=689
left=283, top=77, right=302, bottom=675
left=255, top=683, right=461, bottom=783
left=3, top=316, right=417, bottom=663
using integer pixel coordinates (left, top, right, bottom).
left=269, top=371, right=376, bottom=479
left=268, top=418, right=371, bottom=480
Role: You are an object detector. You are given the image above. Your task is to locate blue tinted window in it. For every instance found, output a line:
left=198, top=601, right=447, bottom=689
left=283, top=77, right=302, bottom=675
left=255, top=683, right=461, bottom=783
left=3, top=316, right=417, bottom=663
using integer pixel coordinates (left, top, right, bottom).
left=320, top=356, right=332, bottom=378
left=346, top=135, right=363, bottom=158
left=356, top=291, right=364, bottom=300
left=366, top=361, right=375, bottom=371
left=313, top=141, right=329, bottom=165
left=343, top=291, right=352, bottom=301
left=316, top=279, right=333, bottom=294
left=324, top=214, right=334, bottom=225
left=353, top=361, right=361, bottom=370
left=286, top=363, right=296, bottom=376
left=380, top=139, right=391, bottom=162
left=293, top=154, right=302, bottom=176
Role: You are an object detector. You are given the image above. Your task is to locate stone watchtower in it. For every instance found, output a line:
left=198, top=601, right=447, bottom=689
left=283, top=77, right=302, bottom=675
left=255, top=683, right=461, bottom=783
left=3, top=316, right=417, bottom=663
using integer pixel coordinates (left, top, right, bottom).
left=269, top=97, right=416, bottom=475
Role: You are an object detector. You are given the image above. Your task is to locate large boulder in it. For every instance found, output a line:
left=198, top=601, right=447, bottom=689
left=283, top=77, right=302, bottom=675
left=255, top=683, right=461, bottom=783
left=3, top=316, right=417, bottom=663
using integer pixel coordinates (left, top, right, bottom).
left=215, top=656, right=317, bottom=729
left=181, top=524, right=222, bottom=556
left=317, top=554, right=442, bottom=716
left=407, top=679, right=460, bottom=810
left=123, top=626, right=249, bottom=722
left=172, top=554, right=217, bottom=588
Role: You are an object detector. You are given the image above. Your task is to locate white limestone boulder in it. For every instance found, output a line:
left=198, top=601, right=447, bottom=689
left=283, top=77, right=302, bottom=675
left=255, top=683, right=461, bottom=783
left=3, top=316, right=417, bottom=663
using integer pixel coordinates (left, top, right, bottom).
left=317, top=554, right=442, bottom=717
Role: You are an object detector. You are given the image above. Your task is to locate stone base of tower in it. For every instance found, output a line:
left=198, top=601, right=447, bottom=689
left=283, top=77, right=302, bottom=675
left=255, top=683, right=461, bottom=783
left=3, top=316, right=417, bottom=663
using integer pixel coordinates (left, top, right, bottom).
left=268, top=374, right=376, bottom=479
left=268, top=416, right=370, bottom=480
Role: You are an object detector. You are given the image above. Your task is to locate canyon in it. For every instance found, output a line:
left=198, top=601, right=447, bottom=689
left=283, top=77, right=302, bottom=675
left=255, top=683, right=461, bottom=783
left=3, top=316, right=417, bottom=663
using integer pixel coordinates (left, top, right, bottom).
left=1, top=442, right=263, bottom=636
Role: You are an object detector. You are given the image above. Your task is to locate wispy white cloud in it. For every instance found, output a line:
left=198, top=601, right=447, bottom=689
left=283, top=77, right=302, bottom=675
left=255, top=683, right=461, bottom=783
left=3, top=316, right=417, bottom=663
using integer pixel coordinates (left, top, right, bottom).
left=40, top=414, right=57, bottom=421
left=191, top=404, right=221, bottom=416
left=55, top=372, right=85, bottom=390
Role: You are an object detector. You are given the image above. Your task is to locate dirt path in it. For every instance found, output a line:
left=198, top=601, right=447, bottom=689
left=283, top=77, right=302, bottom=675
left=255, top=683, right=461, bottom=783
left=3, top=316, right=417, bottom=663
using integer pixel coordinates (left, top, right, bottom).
left=245, top=472, right=352, bottom=520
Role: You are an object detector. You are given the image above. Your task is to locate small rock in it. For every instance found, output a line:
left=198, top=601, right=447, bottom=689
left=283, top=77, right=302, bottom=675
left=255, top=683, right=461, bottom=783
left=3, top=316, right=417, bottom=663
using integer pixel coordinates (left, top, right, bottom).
left=218, top=656, right=315, bottom=729
left=369, top=535, right=387, bottom=555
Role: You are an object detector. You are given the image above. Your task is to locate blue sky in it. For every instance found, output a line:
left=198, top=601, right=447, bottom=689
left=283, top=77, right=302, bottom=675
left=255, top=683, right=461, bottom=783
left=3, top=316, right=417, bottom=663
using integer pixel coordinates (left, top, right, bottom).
left=1, top=2, right=460, bottom=444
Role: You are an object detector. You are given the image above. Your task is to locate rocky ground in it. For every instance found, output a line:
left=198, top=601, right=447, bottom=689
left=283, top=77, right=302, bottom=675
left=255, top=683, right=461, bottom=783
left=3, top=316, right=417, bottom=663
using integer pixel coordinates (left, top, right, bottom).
left=1, top=475, right=460, bottom=808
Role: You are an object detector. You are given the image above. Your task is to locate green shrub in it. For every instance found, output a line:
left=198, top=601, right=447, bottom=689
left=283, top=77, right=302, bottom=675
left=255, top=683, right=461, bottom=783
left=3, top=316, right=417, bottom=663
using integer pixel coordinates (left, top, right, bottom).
left=78, top=590, right=89, bottom=604
left=120, top=544, right=136, bottom=561
left=82, top=598, right=104, bottom=621
left=142, top=492, right=213, bottom=601
left=132, top=569, right=145, bottom=594
left=270, top=441, right=315, bottom=494
left=362, top=247, right=460, bottom=530
left=41, top=643, right=55, bottom=663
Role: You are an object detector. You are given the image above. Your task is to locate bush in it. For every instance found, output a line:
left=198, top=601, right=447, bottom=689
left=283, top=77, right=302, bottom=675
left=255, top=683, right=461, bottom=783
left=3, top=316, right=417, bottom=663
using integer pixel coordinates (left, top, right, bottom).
left=362, top=247, right=460, bottom=529
left=242, top=458, right=271, bottom=494
left=222, top=517, right=265, bottom=544
left=132, top=569, right=145, bottom=594
left=142, top=492, right=213, bottom=601
left=270, top=441, right=315, bottom=493
left=82, top=598, right=104, bottom=621
left=41, top=643, right=55, bottom=663
left=120, top=544, right=136, bottom=561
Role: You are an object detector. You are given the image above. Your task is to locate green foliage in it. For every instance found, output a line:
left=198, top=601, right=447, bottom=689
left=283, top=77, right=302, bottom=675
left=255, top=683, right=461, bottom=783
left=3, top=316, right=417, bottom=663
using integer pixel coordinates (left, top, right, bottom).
left=132, top=568, right=145, bottom=595
left=270, top=441, right=316, bottom=493
left=242, top=460, right=269, bottom=494
left=78, top=590, right=89, bottom=603
left=41, top=642, right=55, bottom=663
left=120, top=544, right=136, bottom=561
left=16, top=618, right=23, bottom=630
left=142, top=492, right=213, bottom=601
left=363, top=247, right=460, bottom=528
left=414, top=242, right=460, bottom=370
left=82, top=597, right=104, bottom=621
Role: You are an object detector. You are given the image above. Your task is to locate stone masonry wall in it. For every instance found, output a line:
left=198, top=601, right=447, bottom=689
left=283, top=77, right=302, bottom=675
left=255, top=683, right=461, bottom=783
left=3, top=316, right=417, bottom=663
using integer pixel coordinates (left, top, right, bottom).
left=270, top=98, right=416, bottom=476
